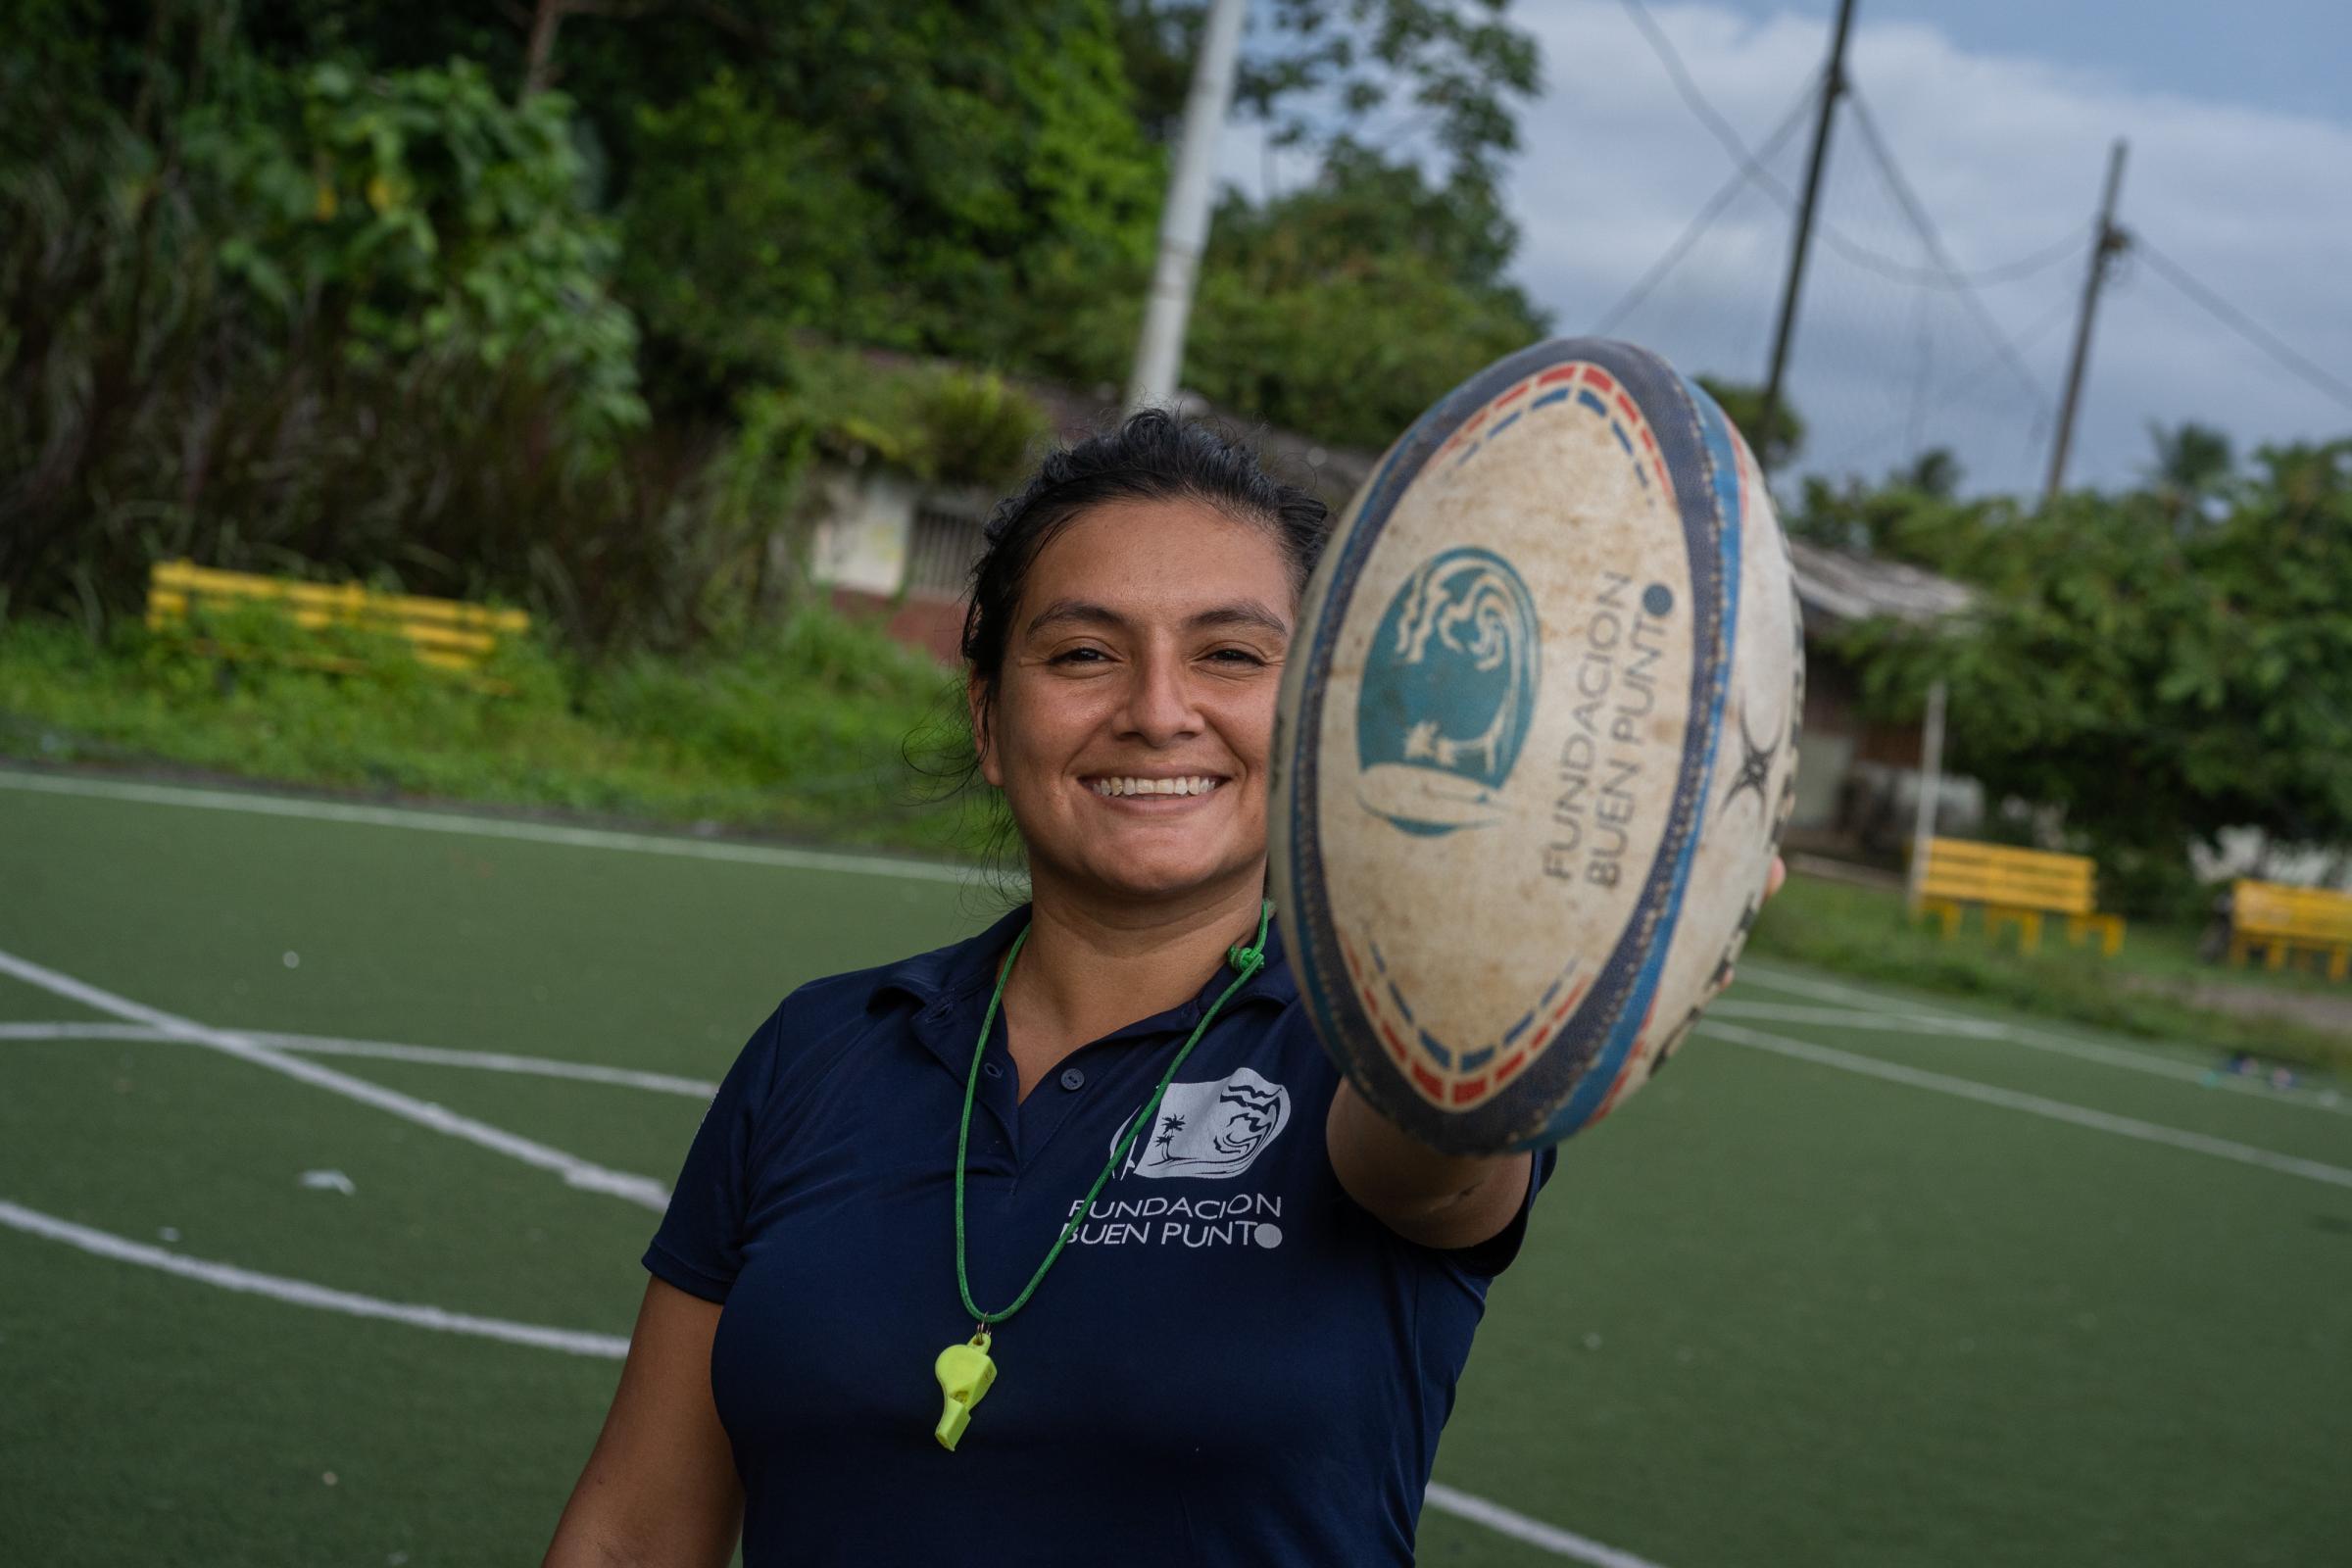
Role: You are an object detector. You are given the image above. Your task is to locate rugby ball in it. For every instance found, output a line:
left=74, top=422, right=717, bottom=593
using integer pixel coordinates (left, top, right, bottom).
left=1270, top=339, right=1803, bottom=1153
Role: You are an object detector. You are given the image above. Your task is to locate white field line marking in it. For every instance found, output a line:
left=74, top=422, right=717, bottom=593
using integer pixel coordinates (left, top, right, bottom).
left=253, top=1031, right=720, bottom=1097
left=0, top=1198, right=1629, bottom=1568
left=0, top=1199, right=630, bottom=1358
left=1423, top=1483, right=1668, bottom=1568
left=0, top=950, right=672, bottom=1211
left=1733, top=962, right=1982, bottom=1016
left=0, top=1022, right=719, bottom=1099
left=1700, top=1019, right=2352, bottom=1190
left=0, top=767, right=974, bottom=885
left=0, top=1022, right=159, bottom=1043
left=1712, top=1000, right=2009, bottom=1036
left=1727, top=969, right=2352, bottom=1116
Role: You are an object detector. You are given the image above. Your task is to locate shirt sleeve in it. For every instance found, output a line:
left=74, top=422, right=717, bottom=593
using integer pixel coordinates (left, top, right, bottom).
left=1440, top=1143, right=1559, bottom=1279
left=642, top=1004, right=786, bottom=1304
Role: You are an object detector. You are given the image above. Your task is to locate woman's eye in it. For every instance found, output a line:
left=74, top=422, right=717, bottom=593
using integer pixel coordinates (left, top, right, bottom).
left=1207, top=648, right=1266, bottom=665
left=1050, top=647, right=1109, bottom=664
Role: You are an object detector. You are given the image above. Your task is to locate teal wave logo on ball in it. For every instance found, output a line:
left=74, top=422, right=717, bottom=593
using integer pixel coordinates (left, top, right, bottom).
left=1355, top=547, right=1541, bottom=837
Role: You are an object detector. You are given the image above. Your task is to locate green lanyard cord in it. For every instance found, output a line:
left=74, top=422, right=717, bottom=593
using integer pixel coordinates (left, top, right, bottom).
left=953, top=899, right=1273, bottom=1330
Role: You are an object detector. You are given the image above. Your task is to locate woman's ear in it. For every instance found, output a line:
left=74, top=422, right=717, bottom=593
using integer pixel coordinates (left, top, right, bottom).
left=968, top=676, right=1004, bottom=789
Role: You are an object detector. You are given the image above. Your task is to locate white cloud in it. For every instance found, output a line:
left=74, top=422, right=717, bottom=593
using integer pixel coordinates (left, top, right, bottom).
left=1228, top=2, right=2352, bottom=495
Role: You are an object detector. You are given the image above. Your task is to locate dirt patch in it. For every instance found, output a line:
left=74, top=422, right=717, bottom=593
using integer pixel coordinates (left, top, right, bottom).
left=2124, top=974, right=2352, bottom=1041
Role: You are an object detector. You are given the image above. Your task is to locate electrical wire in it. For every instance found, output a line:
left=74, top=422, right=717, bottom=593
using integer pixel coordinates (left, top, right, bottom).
left=1592, top=88, right=1815, bottom=334
left=1842, top=87, right=2054, bottom=413
left=1616, top=0, right=1802, bottom=196
left=1819, top=225, right=2085, bottom=290
left=2132, top=234, right=2352, bottom=415
left=1615, top=0, right=2085, bottom=292
left=1813, top=290, right=2079, bottom=473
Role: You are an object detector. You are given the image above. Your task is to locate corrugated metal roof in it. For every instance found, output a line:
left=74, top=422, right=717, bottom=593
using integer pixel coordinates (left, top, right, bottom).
left=1787, top=537, right=1976, bottom=626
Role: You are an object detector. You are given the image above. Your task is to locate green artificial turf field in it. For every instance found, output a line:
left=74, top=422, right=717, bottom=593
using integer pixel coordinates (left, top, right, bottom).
left=2, top=766, right=2347, bottom=1567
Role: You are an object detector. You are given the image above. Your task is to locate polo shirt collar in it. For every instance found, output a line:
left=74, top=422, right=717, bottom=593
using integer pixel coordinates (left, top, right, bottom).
left=876, top=902, right=1298, bottom=1077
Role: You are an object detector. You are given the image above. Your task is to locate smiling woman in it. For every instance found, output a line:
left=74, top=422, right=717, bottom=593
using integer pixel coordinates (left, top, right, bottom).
left=543, top=413, right=1549, bottom=1568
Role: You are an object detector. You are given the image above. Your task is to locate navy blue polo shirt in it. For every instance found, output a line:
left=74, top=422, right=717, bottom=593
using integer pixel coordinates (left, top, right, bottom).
left=645, top=906, right=1553, bottom=1567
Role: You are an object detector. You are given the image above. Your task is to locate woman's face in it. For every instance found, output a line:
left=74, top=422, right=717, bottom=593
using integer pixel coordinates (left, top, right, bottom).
left=975, top=498, right=1294, bottom=910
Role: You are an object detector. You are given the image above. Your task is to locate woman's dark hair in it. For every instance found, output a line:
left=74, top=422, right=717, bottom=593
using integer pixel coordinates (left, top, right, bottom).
left=959, top=410, right=1330, bottom=718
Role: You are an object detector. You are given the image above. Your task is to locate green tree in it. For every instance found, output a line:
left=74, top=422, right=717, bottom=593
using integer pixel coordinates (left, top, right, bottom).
left=695, top=0, right=1159, bottom=371
left=616, top=73, right=889, bottom=394
left=1695, top=375, right=1806, bottom=472
left=1897, top=447, right=1963, bottom=501
left=1842, top=439, right=2352, bottom=913
left=1116, top=0, right=1542, bottom=196
left=2145, top=419, right=2234, bottom=531
left=1179, top=146, right=1551, bottom=447
left=265, top=0, right=1165, bottom=392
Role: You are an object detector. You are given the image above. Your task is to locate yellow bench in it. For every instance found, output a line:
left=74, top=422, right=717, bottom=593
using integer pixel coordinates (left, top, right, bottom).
left=1914, top=836, right=2125, bottom=956
left=2229, top=878, right=2352, bottom=981
left=145, top=560, right=528, bottom=685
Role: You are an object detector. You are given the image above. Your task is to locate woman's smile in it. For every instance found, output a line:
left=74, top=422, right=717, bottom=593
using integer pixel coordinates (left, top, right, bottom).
left=1084, top=772, right=1227, bottom=800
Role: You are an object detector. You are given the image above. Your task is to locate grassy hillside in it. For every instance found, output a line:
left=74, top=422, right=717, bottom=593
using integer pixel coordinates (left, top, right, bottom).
left=0, top=612, right=993, bottom=859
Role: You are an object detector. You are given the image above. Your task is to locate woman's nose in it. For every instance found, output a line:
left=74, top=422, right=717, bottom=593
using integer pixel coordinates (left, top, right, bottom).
left=1120, top=647, right=1202, bottom=744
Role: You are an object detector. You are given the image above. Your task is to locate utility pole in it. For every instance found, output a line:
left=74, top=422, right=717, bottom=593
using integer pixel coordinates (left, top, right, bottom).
left=1756, top=0, right=1857, bottom=473
left=1906, top=678, right=1947, bottom=915
left=1127, top=0, right=1250, bottom=413
left=2042, top=139, right=2131, bottom=509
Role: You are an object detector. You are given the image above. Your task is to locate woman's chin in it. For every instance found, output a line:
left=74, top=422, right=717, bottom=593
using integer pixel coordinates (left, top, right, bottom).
left=1066, top=846, right=1259, bottom=906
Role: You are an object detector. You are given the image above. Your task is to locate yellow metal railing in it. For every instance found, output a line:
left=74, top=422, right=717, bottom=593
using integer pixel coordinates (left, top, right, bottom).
left=1914, top=836, right=2124, bottom=956
left=2229, top=878, right=2352, bottom=981
left=146, top=560, right=528, bottom=686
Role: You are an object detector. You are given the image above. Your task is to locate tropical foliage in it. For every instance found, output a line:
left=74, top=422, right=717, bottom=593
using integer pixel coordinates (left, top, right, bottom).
left=2, top=0, right=1549, bottom=643
left=1807, top=433, right=2352, bottom=912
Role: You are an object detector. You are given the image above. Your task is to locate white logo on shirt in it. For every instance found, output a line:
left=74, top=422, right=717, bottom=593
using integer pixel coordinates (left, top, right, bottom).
left=1112, top=1067, right=1291, bottom=1181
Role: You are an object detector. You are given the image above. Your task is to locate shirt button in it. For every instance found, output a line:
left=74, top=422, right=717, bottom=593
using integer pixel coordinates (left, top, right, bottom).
left=1058, top=1067, right=1086, bottom=1092
left=982, top=1061, right=1003, bottom=1079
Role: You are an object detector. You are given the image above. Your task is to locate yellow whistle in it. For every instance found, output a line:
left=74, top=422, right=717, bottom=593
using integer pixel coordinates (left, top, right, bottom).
left=933, top=1330, right=997, bottom=1451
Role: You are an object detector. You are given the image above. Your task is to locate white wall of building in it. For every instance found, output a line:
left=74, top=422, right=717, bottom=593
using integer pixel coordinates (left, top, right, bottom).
left=808, top=466, right=917, bottom=598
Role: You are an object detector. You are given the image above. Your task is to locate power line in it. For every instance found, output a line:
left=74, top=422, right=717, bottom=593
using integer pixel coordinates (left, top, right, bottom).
left=1617, top=0, right=1796, bottom=196
left=1821, top=226, right=2085, bottom=290
left=1813, top=289, right=2079, bottom=473
left=2132, top=234, right=2352, bottom=415
left=1842, top=86, right=2054, bottom=414
left=1756, top=0, right=1854, bottom=465
left=1932, top=231, right=2088, bottom=288
left=1592, top=89, right=1815, bottom=334
left=1616, top=0, right=2083, bottom=293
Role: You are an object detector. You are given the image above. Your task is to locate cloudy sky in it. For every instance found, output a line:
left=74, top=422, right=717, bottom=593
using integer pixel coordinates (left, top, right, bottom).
left=1228, top=0, right=2352, bottom=497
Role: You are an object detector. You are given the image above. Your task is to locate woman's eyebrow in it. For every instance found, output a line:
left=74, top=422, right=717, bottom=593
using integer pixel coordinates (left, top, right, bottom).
left=1024, top=600, right=1290, bottom=637
left=1025, top=599, right=1125, bottom=635
left=1187, top=603, right=1290, bottom=637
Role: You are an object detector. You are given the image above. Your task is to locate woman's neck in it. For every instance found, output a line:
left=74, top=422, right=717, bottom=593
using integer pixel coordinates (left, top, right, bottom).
left=997, top=869, right=1267, bottom=1097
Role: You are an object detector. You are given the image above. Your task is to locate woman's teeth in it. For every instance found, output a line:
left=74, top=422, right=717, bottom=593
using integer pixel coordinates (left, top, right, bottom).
left=1091, top=776, right=1221, bottom=798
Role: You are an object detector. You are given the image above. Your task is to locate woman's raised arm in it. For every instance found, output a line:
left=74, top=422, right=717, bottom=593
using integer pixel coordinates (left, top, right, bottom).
left=543, top=1278, right=742, bottom=1568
